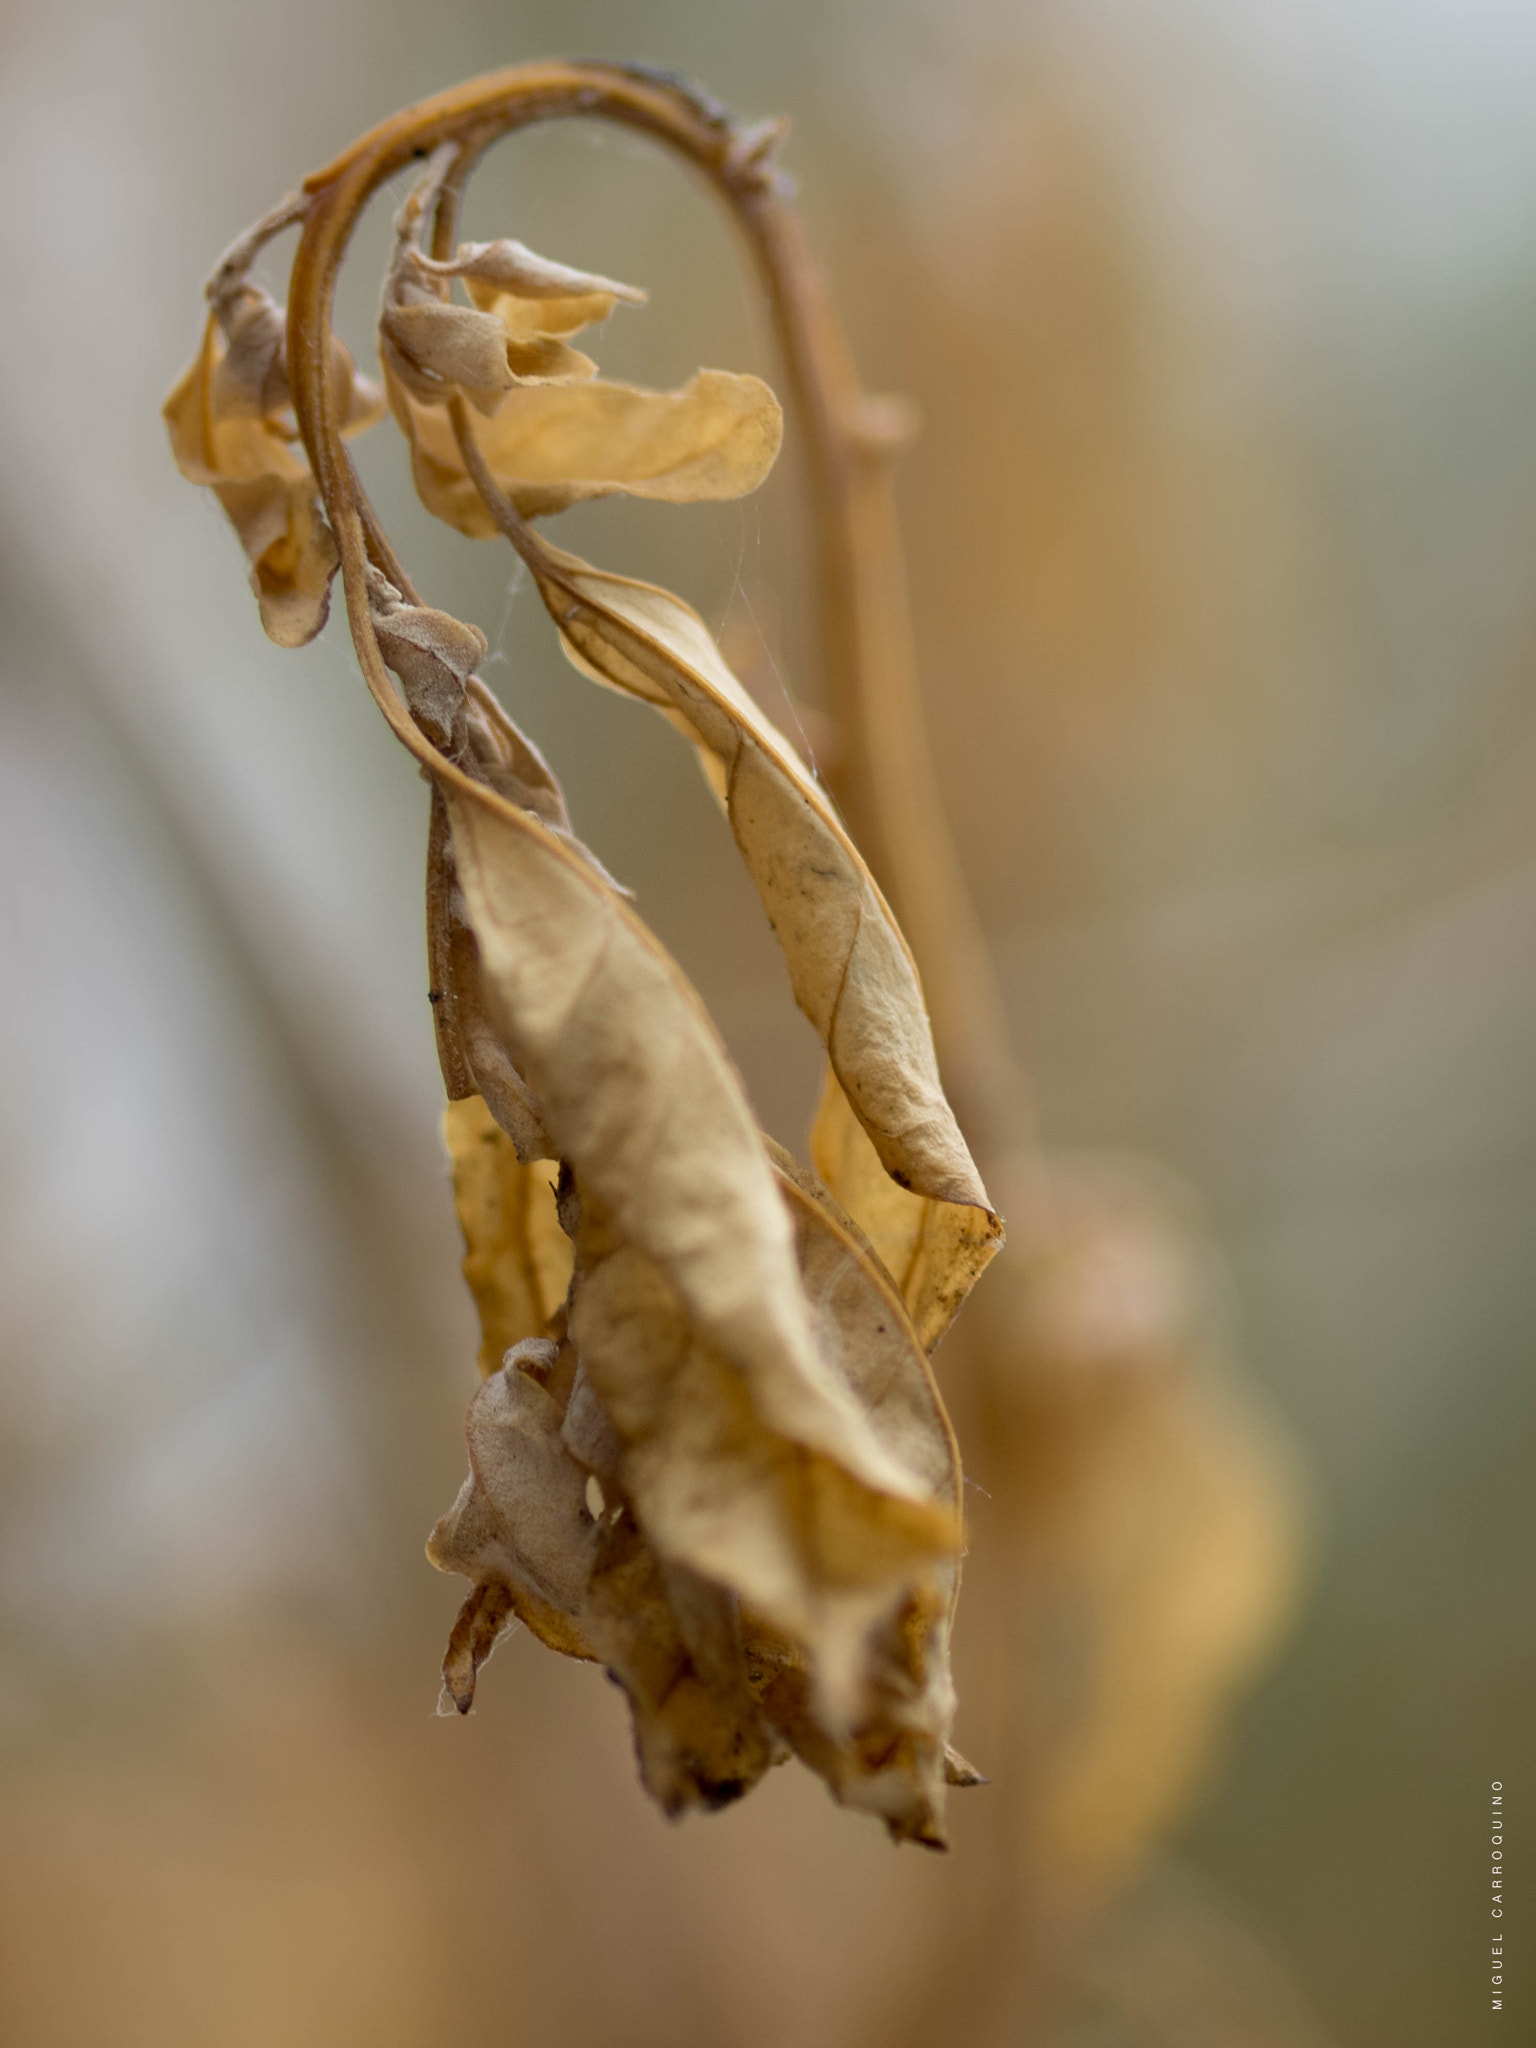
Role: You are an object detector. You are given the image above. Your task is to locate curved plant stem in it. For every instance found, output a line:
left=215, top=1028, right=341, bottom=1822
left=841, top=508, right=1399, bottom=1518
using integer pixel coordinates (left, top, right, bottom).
left=283, top=58, right=1034, bottom=1173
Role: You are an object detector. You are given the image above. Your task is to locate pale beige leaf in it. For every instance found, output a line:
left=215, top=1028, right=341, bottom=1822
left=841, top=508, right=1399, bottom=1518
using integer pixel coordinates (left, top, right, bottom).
left=208, top=285, right=292, bottom=420
left=368, top=570, right=488, bottom=752
left=434, top=235, right=644, bottom=319
left=810, top=1066, right=1001, bottom=1352
left=944, top=1743, right=988, bottom=1787
left=527, top=541, right=992, bottom=1217
left=427, top=1350, right=601, bottom=1684
left=976, top=1152, right=1303, bottom=1901
left=766, top=1141, right=959, bottom=1508
left=445, top=787, right=928, bottom=1488
left=381, top=299, right=516, bottom=404
left=213, top=470, right=339, bottom=649
left=440, top=1580, right=518, bottom=1712
left=567, top=1204, right=952, bottom=1726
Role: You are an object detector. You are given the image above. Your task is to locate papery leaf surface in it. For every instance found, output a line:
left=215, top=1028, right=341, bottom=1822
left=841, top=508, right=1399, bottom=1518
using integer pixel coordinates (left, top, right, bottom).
left=431, top=1081, right=968, bottom=1835
left=389, top=367, right=782, bottom=530
left=525, top=542, right=993, bottom=1218
left=440, top=781, right=953, bottom=1606
left=164, top=308, right=380, bottom=646
left=741, top=1147, right=966, bottom=1841
left=440, top=236, right=645, bottom=322
left=428, top=1350, right=783, bottom=1814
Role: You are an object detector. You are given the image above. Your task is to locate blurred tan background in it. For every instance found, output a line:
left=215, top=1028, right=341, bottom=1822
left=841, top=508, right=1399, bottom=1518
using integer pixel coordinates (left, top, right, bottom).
left=0, top=1, right=1531, bottom=2042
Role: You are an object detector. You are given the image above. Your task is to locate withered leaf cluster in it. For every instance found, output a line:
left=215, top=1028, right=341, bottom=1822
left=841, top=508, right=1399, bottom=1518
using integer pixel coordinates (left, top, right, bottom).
left=167, top=146, right=999, bottom=1844
left=165, top=204, right=384, bottom=646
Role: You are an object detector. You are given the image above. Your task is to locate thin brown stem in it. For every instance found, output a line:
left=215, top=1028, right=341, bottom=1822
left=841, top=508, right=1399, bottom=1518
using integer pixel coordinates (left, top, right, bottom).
left=204, top=189, right=308, bottom=306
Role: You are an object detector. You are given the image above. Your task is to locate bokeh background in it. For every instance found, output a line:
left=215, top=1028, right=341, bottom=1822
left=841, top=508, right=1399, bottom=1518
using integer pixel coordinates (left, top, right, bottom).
left=0, top=1, right=1531, bottom=2042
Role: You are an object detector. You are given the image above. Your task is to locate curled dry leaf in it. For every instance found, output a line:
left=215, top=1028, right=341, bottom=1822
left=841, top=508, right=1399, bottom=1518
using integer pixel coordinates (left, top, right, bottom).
left=381, top=159, right=782, bottom=530
left=381, top=195, right=645, bottom=409
left=429, top=1091, right=969, bottom=1840
left=583, top=1533, right=784, bottom=1816
left=428, top=1344, right=785, bottom=1814
left=440, top=780, right=953, bottom=1569
left=429, top=1339, right=601, bottom=1678
left=563, top=1168, right=956, bottom=1730
left=367, top=568, right=487, bottom=751
left=742, top=1146, right=965, bottom=1841
left=164, top=272, right=382, bottom=646
left=427, top=234, right=647, bottom=383
left=396, top=368, right=784, bottom=529
left=427, top=783, right=558, bottom=1166
left=434, top=235, right=646, bottom=322
left=171, top=77, right=1006, bottom=1848
left=521, top=536, right=997, bottom=1228
left=417, top=617, right=967, bottom=1827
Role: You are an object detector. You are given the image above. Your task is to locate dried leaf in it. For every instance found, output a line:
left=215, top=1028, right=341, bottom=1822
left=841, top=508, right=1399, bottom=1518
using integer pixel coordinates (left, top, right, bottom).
left=410, top=234, right=643, bottom=373
left=566, top=1174, right=956, bottom=1728
left=526, top=541, right=994, bottom=1218
left=443, top=1095, right=570, bottom=1375
left=436, top=235, right=645, bottom=324
left=379, top=158, right=781, bottom=541
left=367, top=568, right=487, bottom=751
left=391, top=368, right=783, bottom=531
left=973, top=1153, right=1303, bottom=1901
left=740, top=1146, right=968, bottom=1841
left=745, top=1586, right=957, bottom=1847
left=381, top=175, right=659, bottom=431
left=428, top=738, right=963, bottom=1778
left=164, top=300, right=381, bottom=646
left=1031, top=1358, right=1298, bottom=1898
left=421, top=675, right=974, bottom=1826
left=767, top=1141, right=959, bottom=1509
left=442, top=238, right=641, bottom=382
left=810, top=1066, right=1001, bottom=1352
left=442, top=782, right=942, bottom=1515
left=440, top=1580, right=518, bottom=1711
left=426, top=790, right=556, bottom=1160
left=582, top=1528, right=783, bottom=1814
left=210, top=280, right=381, bottom=432
left=430, top=1094, right=969, bottom=1836
left=429, top=1348, right=782, bottom=1812
left=427, top=1344, right=601, bottom=1672
left=381, top=298, right=523, bottom=410
left=498, top=331, right=599, bottom=384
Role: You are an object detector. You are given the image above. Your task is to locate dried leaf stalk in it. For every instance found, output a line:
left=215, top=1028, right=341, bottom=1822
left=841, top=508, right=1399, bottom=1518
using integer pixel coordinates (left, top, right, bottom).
left=167, top=61, right=1006, bottom=1846
left=166, top=61, right=1299, bottom=1917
